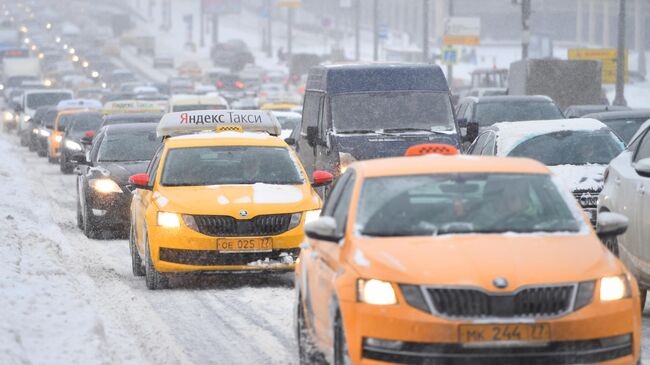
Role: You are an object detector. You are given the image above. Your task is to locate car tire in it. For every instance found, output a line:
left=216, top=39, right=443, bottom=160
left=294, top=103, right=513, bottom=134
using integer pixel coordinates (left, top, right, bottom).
left=144, top=232, right=168, bottom=290
left=130, top=226, right=145, bottom=277
left=602, top=235, right=619, bottom=257
left=640, top=288, right=647, bottom=314
left=333, top=312, right=352, bottom=365
left=28, top=139, right=36, bottom=152
left=297, top=298, right=324, bottom=365
left=60, top=153, right=73, bottom=174
left=82, top=200, right=99, bottom=239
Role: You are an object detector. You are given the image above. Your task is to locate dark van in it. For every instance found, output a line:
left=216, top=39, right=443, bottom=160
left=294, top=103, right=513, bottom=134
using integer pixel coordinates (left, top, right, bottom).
left=292, top=63, right=460, bottom=177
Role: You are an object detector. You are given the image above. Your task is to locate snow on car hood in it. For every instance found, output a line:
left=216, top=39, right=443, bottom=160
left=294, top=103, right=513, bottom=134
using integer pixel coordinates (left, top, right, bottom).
left=548, top=164, right=606, bottom=192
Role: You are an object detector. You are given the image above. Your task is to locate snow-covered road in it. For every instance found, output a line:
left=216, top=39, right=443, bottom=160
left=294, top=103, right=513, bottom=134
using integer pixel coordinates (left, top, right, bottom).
left=0, top=132, right=297, bottom=365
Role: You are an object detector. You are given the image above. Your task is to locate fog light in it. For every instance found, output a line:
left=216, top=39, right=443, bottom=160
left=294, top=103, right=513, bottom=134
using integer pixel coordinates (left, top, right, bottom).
left=364, top=338, right=403, bottom=350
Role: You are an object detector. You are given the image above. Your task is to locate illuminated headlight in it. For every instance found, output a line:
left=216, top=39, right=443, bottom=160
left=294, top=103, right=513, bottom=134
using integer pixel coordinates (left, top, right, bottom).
left=304, top=209, right=321, bottom=225
left=357, top=279, right=397, bottom=305
left=158, top=212, right=180, bottom=228
left=43, top=79, right=53, bottom=87
left=55, top=135, right=62, bottom=143
left=90, top=179, right=122, bottom=194
left=39, top=129, right=50, bottom=137
left=64, top=140, right=82, bottom=151
left=3, top=111, right=13, bottom=120
left=23, top=115, right=31, bottom=122
left=32, top=128, right=38, bottom=134
left=600, top=275, right=630, bottom=302
left=339, top=152, right=356, bottom=173
left=0, top=84, right=4, bottom=90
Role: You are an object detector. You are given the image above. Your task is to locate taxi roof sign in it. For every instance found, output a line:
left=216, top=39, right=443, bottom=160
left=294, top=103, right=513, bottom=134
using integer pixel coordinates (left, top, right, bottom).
left=405, top=144, right=459, bottom=156
left=157, top=110, right=282, bottom=138
left=57, top=99, right=102, bottom=111
left=103, top=99, right=166, bottom=114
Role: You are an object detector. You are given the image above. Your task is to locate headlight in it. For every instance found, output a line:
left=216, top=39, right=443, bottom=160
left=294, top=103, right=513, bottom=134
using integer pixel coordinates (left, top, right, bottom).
left=90, top=179, right=122, bottom=194
left=358, top=279, right=397, bottom=305
left=32, top=128, right=39, bottom=134
left=600, top=275, right=630, bottom=302
left=55, top=135, right=62, bottom=143
left=304, top=209, right=321, bottom=225
left=339, top=152, right=356, bottom=174
left=288, top=212, right=302, bottom=230
left=158, top=212, right=180, bottom=228
left=39, top=129, right=50, bottom=137
left=182, top=214, right=199, bottom=231
left=23, top=115, right=31, bottom=122
left=3, top=111, right=13, bottom=120
left=64, top=140, right=82, bottom=151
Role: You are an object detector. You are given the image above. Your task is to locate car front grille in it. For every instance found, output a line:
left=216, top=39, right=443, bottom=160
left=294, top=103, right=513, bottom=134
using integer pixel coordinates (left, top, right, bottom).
left=193, top=214, right=292, bottom=237
left=426, top=284, right=576, bottom=319
left=159, top=247, right=299, bottom=266
left=573, top=190, right=600, bottom=208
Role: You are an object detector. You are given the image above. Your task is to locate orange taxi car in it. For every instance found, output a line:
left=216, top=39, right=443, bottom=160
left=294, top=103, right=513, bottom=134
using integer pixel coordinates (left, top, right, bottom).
left=295, top=145, right=640, bottom=365
left=48, top=99, right=102, bottom=163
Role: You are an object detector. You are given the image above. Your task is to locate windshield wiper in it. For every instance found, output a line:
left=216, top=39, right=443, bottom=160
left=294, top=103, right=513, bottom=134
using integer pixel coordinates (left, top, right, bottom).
left=337, top=129, right=380, bottom=135
left=381, top=127, right=449, bottom=134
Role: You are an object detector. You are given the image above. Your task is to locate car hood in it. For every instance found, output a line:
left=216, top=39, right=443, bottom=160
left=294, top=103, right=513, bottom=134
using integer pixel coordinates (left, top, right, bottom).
left=333, top=132, right=460, bottom=160
left=348, top=233, right=622, bottom=289
left=154, top=183, right=321, bottom=216
left=89, top=161, right=149, bottom=185
left=548, top=164, right=606, bottom=192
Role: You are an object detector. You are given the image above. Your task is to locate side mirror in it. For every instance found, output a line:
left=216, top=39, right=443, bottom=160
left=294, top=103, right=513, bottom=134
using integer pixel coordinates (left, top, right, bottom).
left=306, top=126, right=319, bottom=147
left=70, top=154, right=88, bottom=165
left=80, top=131, right=96, bottom=145
left=596, top=212, right=629, bottom=237
left=634, top=158, right=650, bottom=178
left=128, top=173, right=151, bottom=190
left=304, top=216, right=341, bottom=242
left=463, top=121, right=479, bottom=143
left=284, top=137, right=296, bottom=146
left=312, top=170, right=334, bottom=187
left=457, top=117, right=468, bottom=128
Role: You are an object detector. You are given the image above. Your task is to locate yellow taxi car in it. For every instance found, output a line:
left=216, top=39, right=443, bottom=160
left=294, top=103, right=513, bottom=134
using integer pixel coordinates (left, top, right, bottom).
left=295, top=144, right=640, bottom=365
left=128, top=110, right=332, bottom=289
left=259, top=102, right=299, bottom=112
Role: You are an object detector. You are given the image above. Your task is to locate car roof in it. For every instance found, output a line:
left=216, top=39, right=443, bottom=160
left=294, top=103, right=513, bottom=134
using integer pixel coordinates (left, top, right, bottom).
left=351, top=155, right=550, bottom=178
left=103, top=122, right=158, bottom=134
left=583, top=109, right=650, bottom=120
left=462, top=95, right=553, bottom=103
left=104, top=112, right=163, bottom=120
left=164, top=131, right=287, bottom=149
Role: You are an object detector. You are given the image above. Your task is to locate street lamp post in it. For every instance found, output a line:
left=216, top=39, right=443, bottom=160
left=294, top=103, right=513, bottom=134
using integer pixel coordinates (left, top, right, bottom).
left=613, top=0, right=627, bottom=106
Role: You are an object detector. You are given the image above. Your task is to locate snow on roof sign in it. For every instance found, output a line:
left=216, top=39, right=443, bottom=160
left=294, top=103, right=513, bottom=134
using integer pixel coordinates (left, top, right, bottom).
left=157, top=110, right=282, bottom=137
left=56, top=99, right=102, bottom=111
left=103, top=100, right=166, bottom=114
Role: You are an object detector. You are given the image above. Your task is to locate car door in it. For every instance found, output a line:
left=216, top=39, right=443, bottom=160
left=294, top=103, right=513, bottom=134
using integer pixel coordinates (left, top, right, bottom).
left=306, top=172, right=355, bottom=344
left=632, top=130, right=650, bottom=264
left=133, top=146, right=164, bottom=250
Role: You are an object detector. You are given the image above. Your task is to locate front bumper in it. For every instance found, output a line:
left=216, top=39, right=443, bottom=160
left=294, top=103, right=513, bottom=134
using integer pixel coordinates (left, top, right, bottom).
left=88, top=190, right=132, bottom=228
left=148, top=221, right=305, bottom=273
left=340, top=297, right=640, bottom=365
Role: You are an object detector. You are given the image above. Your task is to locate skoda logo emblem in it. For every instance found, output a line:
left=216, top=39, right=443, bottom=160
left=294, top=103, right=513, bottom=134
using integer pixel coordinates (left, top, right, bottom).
left=239, top=210, right=248, bottom=218
left=493, top=277, right=508, bottom=289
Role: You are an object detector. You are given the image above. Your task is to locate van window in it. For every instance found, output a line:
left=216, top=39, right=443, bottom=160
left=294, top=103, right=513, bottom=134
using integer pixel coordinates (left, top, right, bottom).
left=331, top=91, right=454, bottom=133
left=301, top=92, right=322, bottom=132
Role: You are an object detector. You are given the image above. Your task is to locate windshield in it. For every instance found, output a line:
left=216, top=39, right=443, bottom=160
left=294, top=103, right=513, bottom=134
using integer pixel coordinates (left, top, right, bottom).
left=172, top=104, right=227, bottom=112
left=161, top=146, right=304, bottom=186
left=97, top=130, right=161, bottom=162
left=69, top=113, right=103, bottom=136
left=331, top=91, right=454, bottom=133
left=276, top=115, right=300, bottom=131
left=26, top=92, right=71, bottom=109
left=602, top=118, right=649, bottom=144
left=508, top=130, right=624, bottom=165
left=475, top=101, right=564, bottom=126
left=356, top=173, right=582, bottom=237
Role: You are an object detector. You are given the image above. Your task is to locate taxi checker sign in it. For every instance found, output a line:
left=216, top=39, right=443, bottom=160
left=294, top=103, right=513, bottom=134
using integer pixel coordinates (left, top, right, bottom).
left=157, top=110, right=282, bottom=137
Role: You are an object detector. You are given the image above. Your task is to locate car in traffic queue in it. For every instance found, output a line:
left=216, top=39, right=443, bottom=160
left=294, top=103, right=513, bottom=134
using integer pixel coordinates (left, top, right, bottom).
left=564, top=104, right=630, bottom=119
left=34, top=106, right=60, bottom=157
left=467, top=118, right=625, bottom=225
left=260, top=102, right=300, bottom=112
left=75, top=123, right=162, bottom=239
left=17, top=88, right=73, bottom=146
left=584, top=110, right=650, bottom=145
left=296, top=145, right=640, bottom=365
left=100, top=112, right=163, bottom=128
left=59, top=111, right=103, bottom=174
left=599, top=119, right=650, bottom=310
left=127, top=110, right=330, bottom=289
left=47, top=99, right=103, bottom=163
left=271, top=110, right=301, bottom=140
left=168, top=94, right=229, bottom=112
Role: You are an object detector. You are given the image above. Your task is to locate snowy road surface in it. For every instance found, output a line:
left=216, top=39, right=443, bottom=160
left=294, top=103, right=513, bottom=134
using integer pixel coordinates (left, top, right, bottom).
left=2, top=129, right=650, bottom=364
left=0, top=133, right=297, bottom=365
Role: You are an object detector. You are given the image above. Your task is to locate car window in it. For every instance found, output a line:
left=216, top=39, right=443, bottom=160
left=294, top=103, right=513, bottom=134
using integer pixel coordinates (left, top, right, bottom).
left=469, top=132, right=489, bottom=155
left=481, top=133, right=496, bottom=156
left=146, top=146, right=165, bottom=186
left=475, top=101, right=563, bottom=126
left=635, top=130, right=650, bottom=162
left=331, top=174, right=356, bottom=237
left=301, top=92, right=322, bottom=133
left=322, top=172, right=352, bottom=216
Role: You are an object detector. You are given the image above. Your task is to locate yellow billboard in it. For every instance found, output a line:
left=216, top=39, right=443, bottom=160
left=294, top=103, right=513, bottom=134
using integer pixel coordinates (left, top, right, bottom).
left=568, top=48, right=628, bottom=84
